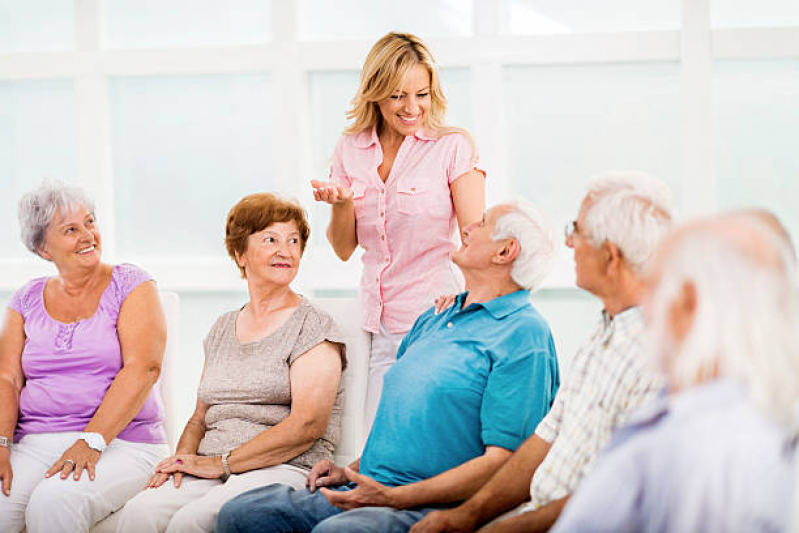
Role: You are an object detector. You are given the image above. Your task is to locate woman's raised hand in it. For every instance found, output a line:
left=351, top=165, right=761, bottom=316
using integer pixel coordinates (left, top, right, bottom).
left=311, top=180, right=354, bottom=206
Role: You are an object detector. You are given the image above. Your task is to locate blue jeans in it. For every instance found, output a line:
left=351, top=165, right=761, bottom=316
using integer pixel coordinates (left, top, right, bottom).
left=216, top=484, right=436, bottom=533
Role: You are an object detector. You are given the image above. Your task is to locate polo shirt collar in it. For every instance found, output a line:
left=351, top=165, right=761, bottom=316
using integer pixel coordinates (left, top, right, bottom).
left=350, top=125, right=437, bottom=148
left=458, top=289, right=531, bottom=320
left=601, top=305, right=642, bottom=329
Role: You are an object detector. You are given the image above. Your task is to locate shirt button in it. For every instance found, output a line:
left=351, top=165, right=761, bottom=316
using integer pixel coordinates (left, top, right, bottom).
left=379, top=189, right=385, bottom=194
left=381, top=235, right=385, bottom=241
left=447, top=322, right=453, bottom=328
left=410, top=187, right=416, bottom=192
left=375, top=277, right=379, bottom=282
left=385, top=257, right=390, bottom=262
left=380, top=211, right=384, bottom=217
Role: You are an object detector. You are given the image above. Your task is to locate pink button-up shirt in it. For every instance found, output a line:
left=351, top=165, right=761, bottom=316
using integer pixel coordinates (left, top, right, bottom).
left=330, top=127, right=483, bottom=334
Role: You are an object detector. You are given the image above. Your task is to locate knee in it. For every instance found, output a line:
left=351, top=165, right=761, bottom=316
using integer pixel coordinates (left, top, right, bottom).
left=26, top=478, right=90, bottom=529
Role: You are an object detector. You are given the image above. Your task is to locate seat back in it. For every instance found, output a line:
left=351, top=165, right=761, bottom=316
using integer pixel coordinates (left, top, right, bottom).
left=308, top=297, right=371, bottom=466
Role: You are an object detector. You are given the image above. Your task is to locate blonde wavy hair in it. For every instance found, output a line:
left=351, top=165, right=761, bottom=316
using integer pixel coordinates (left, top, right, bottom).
left=345, top=32, right=448, bottom=135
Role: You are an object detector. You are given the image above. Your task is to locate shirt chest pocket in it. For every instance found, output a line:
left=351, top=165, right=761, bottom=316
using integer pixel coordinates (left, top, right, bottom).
left=396, top=179, right=450, bottom=220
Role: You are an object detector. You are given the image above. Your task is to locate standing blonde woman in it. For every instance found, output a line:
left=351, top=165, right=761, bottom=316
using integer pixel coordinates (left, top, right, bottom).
left=311, top=32, right=485, bottom=427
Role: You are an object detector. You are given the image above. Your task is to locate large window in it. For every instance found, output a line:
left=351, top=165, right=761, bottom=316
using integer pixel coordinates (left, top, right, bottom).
left=2, top=0, right=797, bottom=368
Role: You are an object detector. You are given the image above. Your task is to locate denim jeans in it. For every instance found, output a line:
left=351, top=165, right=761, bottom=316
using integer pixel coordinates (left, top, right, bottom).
left=216, top=484, right=436, bottom=533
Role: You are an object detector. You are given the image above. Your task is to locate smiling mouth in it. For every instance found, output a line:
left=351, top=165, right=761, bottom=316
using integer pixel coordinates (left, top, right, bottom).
left=398, top=115, right=420, bottom=125
left=271, top=263, right=292, bottom=268
left=77, top=246, right=96, bottom=255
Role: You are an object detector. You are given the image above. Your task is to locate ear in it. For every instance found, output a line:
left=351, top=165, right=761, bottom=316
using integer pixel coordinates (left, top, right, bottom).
left=492, top=239, right=520, bottom=265
left=603, top=241, right=624, bottom=275
left=37, top=245, right=52, bottom=262
left=669, top=281, right=697, bottom=344
left=235, top=250, right=246, bottom=269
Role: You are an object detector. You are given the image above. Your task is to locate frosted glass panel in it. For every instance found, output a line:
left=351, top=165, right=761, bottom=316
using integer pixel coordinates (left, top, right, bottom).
left=110, top=74, right=272, bottom=257
left=0, top=0, right=73, bottom=52
left=104, top=0, right=271, bottom=49
left=712, top=0, right=799, bottom=28
left=714, top=59, right=799, bottom=242
left=298, top=0, right=471, bottom=41
left=0, top=80, right=77, bottom=258
left=504, top=63, right=682, bottom=221
left=501, top=0, right=680, bottom=34
left=307, top=68, right=471, bottom=246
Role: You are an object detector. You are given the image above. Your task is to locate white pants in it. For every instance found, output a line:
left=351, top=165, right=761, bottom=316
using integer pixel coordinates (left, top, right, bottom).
left=115, top=463, right=308, bottom=533
left=364, top=323, right=406, bottom=433
left=0, top=432, right=167, bottom=533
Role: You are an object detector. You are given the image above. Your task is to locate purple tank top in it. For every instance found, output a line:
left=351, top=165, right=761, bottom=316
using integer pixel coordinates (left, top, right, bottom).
left=8, top=263, right=166, bottom=444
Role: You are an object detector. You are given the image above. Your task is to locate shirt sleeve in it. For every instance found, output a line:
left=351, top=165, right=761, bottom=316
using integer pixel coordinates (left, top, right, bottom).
left=288, top=305, right=348, bottom=370
left=535, top=386, right=566, bottom=443
left=329, top=135, right=351, bottom=189
left=7, top=278, right=41, bottom=317
left=113, top=263, right=154, bottom=304
left=551, top=440, right=644, bottom=533
left=481, top=347, right=559, bottom=451
left=445, top=131, right=485, bottom=185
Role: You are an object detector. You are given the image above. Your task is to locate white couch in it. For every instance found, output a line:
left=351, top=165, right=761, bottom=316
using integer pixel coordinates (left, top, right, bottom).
left=90, top=295, right=370, bottom=532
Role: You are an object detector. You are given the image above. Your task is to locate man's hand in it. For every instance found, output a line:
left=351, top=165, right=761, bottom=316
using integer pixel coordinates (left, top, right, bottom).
left=411, top=507, right=479, bottom=533
left=306, top=459, right=348, bottom=493
left=319, top=468, right=396, bottom=510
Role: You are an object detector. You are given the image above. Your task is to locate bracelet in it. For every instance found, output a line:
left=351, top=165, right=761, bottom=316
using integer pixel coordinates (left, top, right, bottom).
left=0, top=436, right=10, bottom=449
left=221, top=452, right=231, bottom=480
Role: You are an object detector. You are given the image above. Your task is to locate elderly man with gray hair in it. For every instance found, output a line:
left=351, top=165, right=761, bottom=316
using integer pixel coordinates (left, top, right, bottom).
left=553, top=211, right=799, bottom=532
left=413, top=172, right=673, bottom=533
left=216, top=201, right=561, bottom=533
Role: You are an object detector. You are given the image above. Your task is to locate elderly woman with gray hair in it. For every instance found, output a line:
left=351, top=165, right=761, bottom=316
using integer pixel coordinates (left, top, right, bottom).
left=0, top=180, right=169, bottom=533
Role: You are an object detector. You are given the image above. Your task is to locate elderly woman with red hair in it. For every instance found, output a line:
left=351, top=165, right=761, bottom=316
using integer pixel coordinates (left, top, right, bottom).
left=117, top=192, right=346, bottom=533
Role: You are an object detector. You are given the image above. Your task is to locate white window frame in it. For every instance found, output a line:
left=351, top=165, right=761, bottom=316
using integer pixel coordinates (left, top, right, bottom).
left=1, top=0, right=798, bottom=292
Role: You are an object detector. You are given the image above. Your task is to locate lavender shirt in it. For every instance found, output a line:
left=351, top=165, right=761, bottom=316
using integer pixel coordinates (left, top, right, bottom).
left=8, top=263, right=166, bottom=444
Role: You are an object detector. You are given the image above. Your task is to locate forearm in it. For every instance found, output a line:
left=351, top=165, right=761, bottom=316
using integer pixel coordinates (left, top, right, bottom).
left=391, top=449, right=511, bottom=509
left=460, top=436, right=552, bottom=528
left=227, top=416, right=322, bottom=474
left=481, top=497, right=569, bottom=533
left=174, top=417, right=206, bottom=455
left=83, top=364, right=160, bottom=443
left=0, top=380, right=20, bottom=439
left=348, top=457, right=360, bottom=472
left=326, top=203, right=358, bottom=260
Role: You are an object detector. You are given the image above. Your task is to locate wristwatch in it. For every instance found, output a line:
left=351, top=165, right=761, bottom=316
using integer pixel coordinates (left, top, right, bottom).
left=0, top=436, right=11, bottom=449
left=221, top=452, right=232, bottom=480
left=79, top=432, right=107, bottom=453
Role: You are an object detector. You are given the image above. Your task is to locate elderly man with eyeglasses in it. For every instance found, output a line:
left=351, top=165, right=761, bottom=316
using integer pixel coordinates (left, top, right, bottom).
left=413, top=172, right=673, bottom=533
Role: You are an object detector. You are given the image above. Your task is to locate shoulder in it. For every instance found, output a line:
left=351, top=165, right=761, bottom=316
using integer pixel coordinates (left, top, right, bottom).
left=111, top=263, right=154, bottom=303
left=299, top=299, right=340, bottom=334
left=8, top=276, right=47, bottom=315
left=433, top=127, right=478, bottom=154
left=208, top=309, right=238, bottom=339
left=499, top=304, right=555, bottom=355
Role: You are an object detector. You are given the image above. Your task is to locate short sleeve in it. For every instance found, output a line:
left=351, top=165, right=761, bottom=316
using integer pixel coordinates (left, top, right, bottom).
left=7, top=277, right=45, bottom=317
left=445, top=131, right=485, bottom=185
left=535, top=389, right=565, bottom=443
left=481, top=346, right=559, bottom=451
left=112, top=263, right=154, bottom=305
left=329, top=135, right=352, bottom=189
left=288, top=304, right=348, bottom=370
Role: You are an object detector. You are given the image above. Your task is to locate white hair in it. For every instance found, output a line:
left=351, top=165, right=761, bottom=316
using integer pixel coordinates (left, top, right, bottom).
left=18, top=179, right=95, bottom=256
left=583, top=172, right=674, bottom=273
left=648, top=221, right=799, bottom=425
left=492, top=200, right=556, bottom=292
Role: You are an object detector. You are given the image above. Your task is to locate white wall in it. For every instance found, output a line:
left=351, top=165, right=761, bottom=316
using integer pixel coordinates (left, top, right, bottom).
left=2, top=0, right=798, bottom=374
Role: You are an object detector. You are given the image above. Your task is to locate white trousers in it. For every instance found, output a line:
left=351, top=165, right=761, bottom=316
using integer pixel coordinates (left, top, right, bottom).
left=0, top=432, right=168, bottom=533
left=364, top=323, right=406, bottom=433
left=115, top=463, right=308, bottom=533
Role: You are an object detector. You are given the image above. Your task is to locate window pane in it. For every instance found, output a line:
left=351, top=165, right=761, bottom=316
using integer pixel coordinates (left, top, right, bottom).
left=504, top=63, right=682, bottom=219
left=712, top=0, right=799, bottom=28
left=0, top=0, right=73, bottom=52
left=501, top=0, right=680, bottom=35
left=104, top=0, right=271, bottom=49
left=298, top=0, right=471, bottom=41
left=306, top=68, right=471, bottom=247
left=714, top=59, right=799, bottom=241
left=0, top=79, right=77, bottom=258
left=109, top=74, right=272, bottom=257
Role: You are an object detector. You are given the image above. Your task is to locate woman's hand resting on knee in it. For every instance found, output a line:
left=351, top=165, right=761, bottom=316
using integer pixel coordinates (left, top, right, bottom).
left=149, top=454, right=223, bottom=488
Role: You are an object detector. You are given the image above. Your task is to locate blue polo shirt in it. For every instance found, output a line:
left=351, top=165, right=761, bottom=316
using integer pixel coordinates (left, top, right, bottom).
left=359, top=290, right=560, bottom=488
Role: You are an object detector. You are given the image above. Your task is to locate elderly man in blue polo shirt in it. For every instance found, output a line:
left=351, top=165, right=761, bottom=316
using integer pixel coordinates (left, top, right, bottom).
left=216, top=201, right=561, bottom=533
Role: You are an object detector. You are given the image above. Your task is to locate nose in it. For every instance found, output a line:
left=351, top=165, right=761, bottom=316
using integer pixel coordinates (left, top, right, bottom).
left=404, top=96, right=420, bottom=115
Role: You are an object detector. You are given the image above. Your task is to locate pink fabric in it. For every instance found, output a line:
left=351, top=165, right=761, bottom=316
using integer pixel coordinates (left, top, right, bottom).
left=330, top=127, right=483, bottom=334
left=8, top=264, right=166, bottom=444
